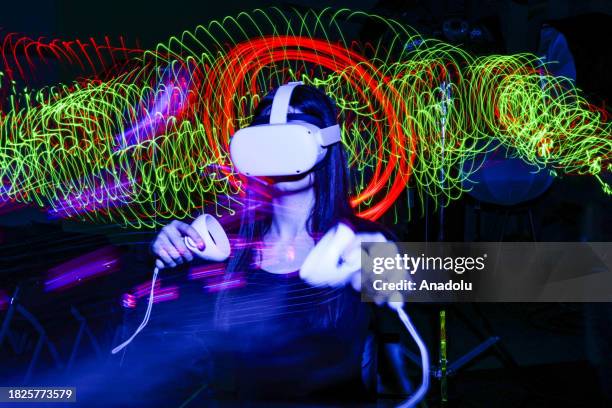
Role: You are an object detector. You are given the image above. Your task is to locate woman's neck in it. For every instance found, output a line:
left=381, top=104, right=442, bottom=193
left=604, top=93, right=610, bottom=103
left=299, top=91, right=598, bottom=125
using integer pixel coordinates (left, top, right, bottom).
left=269, top=186, right=315, bottom=240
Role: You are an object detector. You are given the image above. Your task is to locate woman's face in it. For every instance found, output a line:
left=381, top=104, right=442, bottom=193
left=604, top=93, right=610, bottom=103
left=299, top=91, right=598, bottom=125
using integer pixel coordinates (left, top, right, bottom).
left=265, top=107, right=317, bottom=194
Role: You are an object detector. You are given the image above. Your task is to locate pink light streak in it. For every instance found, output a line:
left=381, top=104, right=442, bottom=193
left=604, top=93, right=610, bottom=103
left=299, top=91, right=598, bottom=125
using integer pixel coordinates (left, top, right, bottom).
left=0, top=289, right=9, bottom=311
left=121, top=278, right=179, bottom=309
left=151, top=286, right=179, bottom=303
left=131, top=279, right=161, bottom=299
left=188, top=263, right=226, bottom=280
left=45, top=246, right=121, bottom=292
left=204, top=277, right=246, bottom=293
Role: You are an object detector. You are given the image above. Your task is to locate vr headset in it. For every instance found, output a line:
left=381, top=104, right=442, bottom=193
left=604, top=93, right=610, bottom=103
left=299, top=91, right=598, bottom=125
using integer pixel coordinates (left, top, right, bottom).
left=229, top=81, right=342, bottom=176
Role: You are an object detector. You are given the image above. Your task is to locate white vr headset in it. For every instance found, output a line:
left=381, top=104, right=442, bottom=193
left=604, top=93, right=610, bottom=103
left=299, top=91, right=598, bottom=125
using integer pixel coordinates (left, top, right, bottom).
left=229, top=81, right=342, bottom=176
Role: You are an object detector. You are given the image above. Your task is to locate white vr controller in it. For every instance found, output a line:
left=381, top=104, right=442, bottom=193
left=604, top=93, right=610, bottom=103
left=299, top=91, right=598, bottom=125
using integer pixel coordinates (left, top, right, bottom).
left=112, top=214, right=230, bottom=355
left=184, top=214, right=231, bottom=262
left=299, top=222, right=361, bottom=287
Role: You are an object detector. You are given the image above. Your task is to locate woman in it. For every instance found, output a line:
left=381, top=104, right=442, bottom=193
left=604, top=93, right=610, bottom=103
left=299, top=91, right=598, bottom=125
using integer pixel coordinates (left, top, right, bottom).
left=150, top=84, right=389, bottom=403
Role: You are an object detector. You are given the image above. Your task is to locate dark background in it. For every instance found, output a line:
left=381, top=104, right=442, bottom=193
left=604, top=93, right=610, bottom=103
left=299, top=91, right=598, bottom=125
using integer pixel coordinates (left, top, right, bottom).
left=0, top=1, right=611, bottom=407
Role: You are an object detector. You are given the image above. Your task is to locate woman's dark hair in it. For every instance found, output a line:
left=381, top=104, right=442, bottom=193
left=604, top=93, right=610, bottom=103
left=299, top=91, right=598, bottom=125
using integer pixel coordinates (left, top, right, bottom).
left=226, top=84, right=353, bottom=275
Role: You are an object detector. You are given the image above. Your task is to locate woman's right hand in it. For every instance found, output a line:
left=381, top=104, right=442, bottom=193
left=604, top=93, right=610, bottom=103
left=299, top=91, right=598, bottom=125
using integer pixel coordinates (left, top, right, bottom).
left=151, top=220, right=206, bottom=269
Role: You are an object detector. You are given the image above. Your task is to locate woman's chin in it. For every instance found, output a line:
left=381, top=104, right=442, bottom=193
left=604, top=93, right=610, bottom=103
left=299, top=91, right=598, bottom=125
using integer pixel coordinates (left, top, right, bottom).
left=270, top=173, right=314, bottom=193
